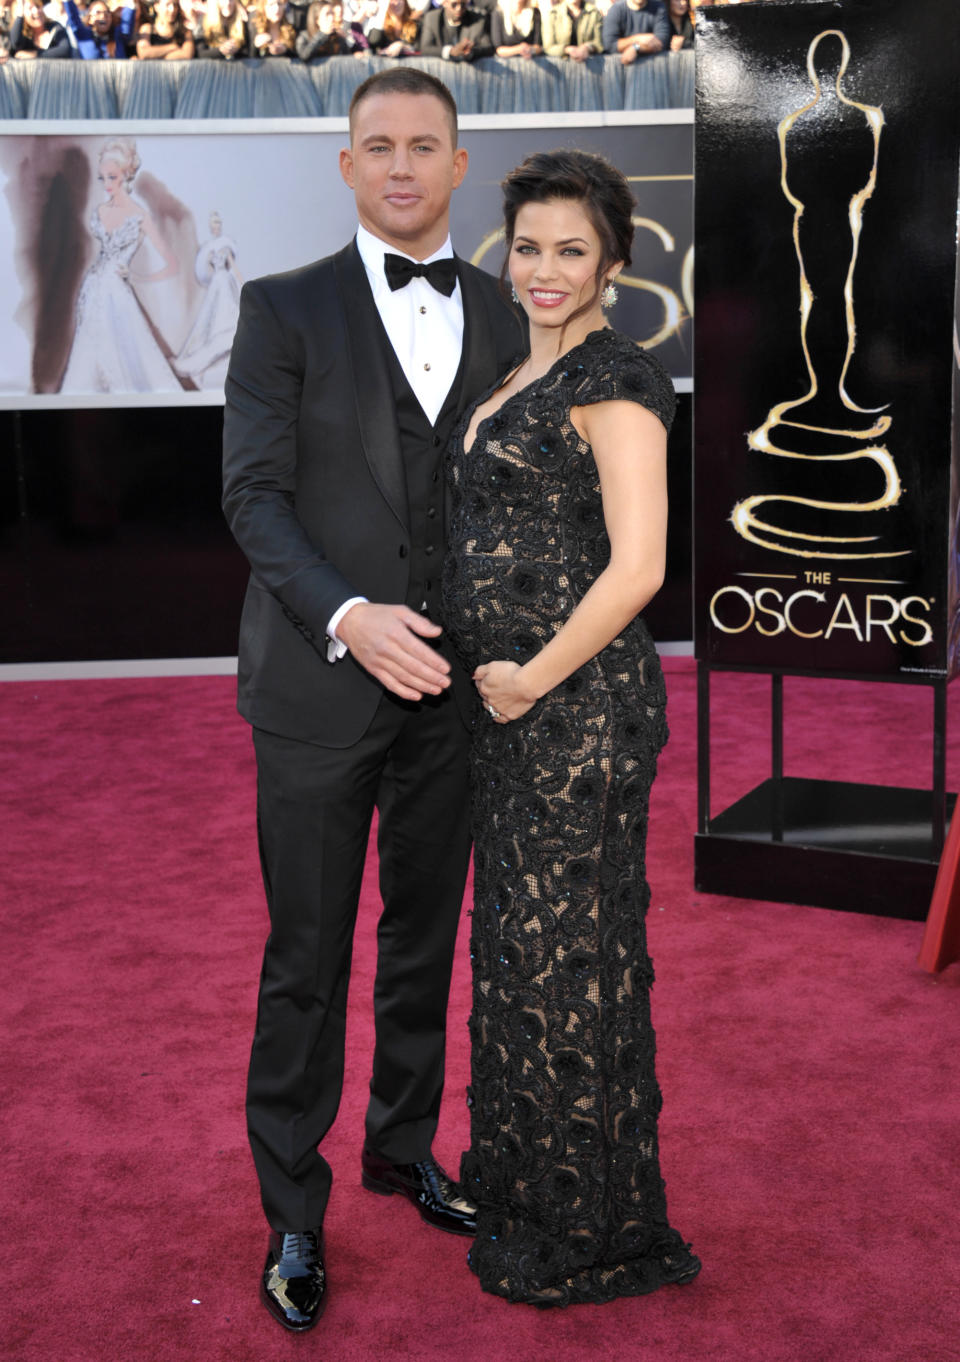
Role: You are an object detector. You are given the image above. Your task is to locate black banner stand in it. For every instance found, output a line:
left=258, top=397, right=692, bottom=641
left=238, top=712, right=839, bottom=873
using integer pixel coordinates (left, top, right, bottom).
left=693, top=0, right=960, bottom=920
left=695, top=664, right=952, bottom=920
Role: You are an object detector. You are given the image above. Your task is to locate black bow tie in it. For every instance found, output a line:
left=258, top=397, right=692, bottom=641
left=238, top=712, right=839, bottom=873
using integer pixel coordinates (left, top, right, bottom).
left=384, top=253, right=457, bottom=297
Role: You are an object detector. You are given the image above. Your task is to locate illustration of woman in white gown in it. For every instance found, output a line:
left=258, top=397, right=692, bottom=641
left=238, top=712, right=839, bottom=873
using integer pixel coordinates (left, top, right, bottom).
left=60, top=137, right=183, bottom=394
left=173, top=211, right=243, bottom=389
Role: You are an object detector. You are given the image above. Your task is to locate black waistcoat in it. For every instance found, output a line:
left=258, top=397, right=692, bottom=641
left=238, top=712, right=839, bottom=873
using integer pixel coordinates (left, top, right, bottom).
left=381, top=334, right=466, bottom=621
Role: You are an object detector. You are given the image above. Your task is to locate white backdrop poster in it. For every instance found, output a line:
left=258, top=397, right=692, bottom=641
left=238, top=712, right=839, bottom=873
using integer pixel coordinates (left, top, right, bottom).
left=0, top=115, right=692, bottom=408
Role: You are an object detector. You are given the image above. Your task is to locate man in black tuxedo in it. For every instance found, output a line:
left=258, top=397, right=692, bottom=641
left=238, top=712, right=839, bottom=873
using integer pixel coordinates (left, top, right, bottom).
left=222, top=68, right=523, bottom=1333
left=420, top=0, right=493, bottom=60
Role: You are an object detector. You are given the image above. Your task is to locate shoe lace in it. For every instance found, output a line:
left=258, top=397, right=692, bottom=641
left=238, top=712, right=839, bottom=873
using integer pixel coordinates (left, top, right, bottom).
left=412, top=1158, right=447, bottom=1196
left=280, top=1231, right=317, bottom=1264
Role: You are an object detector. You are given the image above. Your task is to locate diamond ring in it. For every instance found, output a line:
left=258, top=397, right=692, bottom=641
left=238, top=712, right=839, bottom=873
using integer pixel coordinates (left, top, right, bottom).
left=485, top=703, right=501, bottom=719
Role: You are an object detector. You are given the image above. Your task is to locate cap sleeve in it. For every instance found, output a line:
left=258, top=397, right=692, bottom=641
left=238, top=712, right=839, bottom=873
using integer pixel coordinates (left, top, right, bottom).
left=567, top=333, right=677, bottom=435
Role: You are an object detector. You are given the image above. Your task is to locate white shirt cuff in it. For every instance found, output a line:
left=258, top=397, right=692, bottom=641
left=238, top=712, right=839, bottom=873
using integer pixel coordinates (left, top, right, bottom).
left=326, top=596, right=368, bottom=661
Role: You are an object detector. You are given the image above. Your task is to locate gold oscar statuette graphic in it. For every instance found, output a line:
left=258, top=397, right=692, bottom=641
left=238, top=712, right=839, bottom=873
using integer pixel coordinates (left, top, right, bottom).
left=732, top=30, right=908, bottom=561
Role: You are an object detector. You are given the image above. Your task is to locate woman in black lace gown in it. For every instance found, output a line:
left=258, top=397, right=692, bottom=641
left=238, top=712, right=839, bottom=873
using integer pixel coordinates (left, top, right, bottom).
left=441, top=151, right=700, bottom=1307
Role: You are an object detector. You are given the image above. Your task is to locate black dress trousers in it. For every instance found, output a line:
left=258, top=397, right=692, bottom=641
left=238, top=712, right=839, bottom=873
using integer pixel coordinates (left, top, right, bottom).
left=247, top=685, right=472, bottom=1233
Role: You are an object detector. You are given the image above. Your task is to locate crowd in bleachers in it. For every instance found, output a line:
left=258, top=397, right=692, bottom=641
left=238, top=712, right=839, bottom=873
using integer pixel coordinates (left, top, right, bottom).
left=0, top=0, right=710, bottom=65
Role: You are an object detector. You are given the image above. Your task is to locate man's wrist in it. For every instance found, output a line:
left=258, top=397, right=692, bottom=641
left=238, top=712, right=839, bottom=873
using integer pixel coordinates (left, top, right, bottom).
left=327, top=595, right=369, bottom=656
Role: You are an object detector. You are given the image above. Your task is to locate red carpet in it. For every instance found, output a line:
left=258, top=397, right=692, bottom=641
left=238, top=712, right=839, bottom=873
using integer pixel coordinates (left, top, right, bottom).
left=2, top=663, right=959, bottom=1362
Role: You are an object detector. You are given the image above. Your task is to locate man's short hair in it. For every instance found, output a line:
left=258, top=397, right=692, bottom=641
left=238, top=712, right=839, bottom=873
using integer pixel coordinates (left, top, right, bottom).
left=348, top=69, right=460, bottom=148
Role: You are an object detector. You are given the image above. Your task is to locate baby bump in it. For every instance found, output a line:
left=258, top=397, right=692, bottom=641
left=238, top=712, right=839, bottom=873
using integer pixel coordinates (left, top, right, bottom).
left=442, top=551, right=568, bottom=670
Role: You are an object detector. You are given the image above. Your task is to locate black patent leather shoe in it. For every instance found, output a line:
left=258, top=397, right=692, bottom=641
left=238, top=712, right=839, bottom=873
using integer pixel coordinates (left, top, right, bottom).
left=361, top=1147, right=477, bottom=1236
left=260, top=1228, right=327, bottom=1331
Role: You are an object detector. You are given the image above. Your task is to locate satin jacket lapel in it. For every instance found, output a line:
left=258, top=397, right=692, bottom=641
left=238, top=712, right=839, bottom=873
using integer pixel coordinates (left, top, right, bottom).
left=334, top=242, right=408, bottom=530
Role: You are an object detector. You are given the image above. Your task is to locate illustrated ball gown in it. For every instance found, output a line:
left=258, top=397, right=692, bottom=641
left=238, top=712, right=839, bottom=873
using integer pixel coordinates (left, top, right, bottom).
left=174, top=233, right=242, bottom=386
left=60, top=211, right=182, bottom=394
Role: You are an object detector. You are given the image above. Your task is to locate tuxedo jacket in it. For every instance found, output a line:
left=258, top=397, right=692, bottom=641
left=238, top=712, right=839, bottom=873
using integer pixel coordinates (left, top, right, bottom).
left=222, top=239, right=525, bottom=748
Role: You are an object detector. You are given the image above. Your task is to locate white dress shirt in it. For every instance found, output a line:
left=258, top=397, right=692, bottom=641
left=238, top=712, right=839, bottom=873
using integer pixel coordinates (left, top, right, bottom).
left=354, top=223, right=464, bottom=424
left=326, top=224, right=465, bottom=658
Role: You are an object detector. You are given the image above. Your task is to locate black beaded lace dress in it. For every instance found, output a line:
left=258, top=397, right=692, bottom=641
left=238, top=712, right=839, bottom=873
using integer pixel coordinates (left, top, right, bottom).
left=441, top=328, right=699, bottom=1307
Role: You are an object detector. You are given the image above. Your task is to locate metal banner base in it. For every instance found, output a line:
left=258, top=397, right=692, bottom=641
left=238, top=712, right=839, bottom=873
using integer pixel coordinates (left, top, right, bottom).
left=695, top=777, right=956, bottom=921
left=696, top=662, right=953, bottom=921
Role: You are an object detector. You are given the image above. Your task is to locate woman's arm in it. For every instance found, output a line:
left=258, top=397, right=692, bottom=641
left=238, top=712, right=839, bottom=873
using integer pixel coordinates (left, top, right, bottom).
left=163, top=30, right=194, bottom=56
left=474, top=399, right=668, bottom=721
left=63, top=0, right=90, bottom=42
left=295, top=26, right=325, bottom=57
left=367, top=31, right=412, bottom=54
left=137, top=25, right=174, bottom=56
left=579, top=7, right=602, bottom=54
left=492, top=9, right=541, bottom=57
left=116, top=4, right=137, bottom=40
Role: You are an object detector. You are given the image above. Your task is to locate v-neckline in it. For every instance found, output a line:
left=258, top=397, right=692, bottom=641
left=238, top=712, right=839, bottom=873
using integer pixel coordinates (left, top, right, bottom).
left=461, top=328, right=611, bottom=457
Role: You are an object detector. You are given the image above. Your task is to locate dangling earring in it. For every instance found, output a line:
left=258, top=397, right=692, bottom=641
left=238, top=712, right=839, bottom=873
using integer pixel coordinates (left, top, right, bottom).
left=511, top=284, right=519, bottom=304
left=601, top=280, right=618, bottom=309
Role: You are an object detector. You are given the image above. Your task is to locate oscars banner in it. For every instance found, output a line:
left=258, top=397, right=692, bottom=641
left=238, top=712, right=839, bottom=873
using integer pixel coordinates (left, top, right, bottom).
left=0, top=117, right=692, bottom=407
left=694, top=0, right=960, bottom=679
left=950, top=256, right=960, bottom=677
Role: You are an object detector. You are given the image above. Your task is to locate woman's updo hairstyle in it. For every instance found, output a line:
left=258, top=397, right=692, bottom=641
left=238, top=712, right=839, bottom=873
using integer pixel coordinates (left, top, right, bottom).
left=98, top=137, right=140, bottom=187
left=500, top=149, right=635, bottom=331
